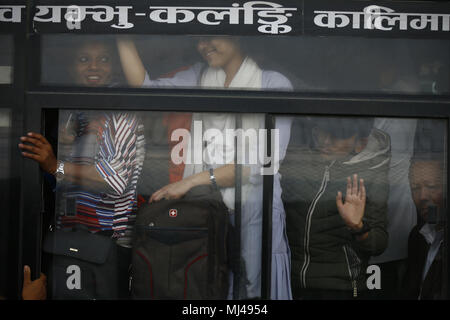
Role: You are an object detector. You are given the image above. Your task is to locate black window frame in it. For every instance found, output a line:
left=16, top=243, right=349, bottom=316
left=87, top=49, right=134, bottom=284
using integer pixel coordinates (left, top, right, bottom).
left=0, top=29, right=27, bottom=299
left=5, top=0, right=449, bottom=300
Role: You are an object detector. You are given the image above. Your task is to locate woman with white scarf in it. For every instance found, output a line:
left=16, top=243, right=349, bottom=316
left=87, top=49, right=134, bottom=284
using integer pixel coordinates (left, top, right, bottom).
left=117, top=36, right=293, bottom=300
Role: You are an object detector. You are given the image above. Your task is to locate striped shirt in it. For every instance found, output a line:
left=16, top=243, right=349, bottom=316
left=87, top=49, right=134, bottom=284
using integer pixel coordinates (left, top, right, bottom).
left=57, top=112, right=145, bottom=238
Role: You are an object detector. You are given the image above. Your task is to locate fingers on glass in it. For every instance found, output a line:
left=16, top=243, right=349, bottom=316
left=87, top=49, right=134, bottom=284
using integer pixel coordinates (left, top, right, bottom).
left=346, top=176, right=352, bottom=198
left=360, top=178, right=366, bottom=200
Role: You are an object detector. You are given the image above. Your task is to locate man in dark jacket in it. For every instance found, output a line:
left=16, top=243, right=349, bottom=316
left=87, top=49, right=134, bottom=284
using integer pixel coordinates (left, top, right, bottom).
left=281, top=117, right=390, bottom=299
left=403, top=154, right=445, bottom=299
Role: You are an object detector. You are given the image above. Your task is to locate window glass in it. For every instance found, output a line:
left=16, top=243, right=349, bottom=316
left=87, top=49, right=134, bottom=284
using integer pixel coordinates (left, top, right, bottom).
left=41, top=109, right=269, bottom=299
left=0, top=35, right=13, bottom=84
left=0, top=109, right=11, bottom=298
left=277, top=115, right=447, bottom=300
left=41, top=34, right=449, bottom=95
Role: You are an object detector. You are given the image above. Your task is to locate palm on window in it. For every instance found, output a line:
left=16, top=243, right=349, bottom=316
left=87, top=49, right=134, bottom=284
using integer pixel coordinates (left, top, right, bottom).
left=336, top=174, right=366, bottom=231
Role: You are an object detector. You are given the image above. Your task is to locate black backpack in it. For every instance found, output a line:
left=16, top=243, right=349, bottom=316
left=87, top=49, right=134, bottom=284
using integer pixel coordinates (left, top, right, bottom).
left=131, top=184, right=230, bottom=299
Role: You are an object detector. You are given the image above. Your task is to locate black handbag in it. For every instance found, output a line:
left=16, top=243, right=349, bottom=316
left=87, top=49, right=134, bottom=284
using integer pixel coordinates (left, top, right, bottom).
left=42, top=227, right=119, bottom=300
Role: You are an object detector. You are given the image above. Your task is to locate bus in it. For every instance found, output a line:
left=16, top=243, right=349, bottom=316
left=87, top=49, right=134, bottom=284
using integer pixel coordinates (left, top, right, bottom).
left=0, top=0, right=449, bottom=302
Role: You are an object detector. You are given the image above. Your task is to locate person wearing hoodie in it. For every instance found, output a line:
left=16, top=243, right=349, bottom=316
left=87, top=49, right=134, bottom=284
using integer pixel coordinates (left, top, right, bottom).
left=280, top=117, right=391, bottom=299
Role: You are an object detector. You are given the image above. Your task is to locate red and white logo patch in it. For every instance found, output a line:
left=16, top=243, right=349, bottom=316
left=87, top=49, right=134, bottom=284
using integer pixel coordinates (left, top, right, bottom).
left=169, top=209, right=177, bottom=218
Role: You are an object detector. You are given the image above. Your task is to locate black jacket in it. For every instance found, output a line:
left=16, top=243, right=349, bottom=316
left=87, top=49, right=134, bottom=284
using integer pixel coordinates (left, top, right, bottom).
left=403, top=224, right=445, bottom=300
left=281, top=128, right=391, bottom=297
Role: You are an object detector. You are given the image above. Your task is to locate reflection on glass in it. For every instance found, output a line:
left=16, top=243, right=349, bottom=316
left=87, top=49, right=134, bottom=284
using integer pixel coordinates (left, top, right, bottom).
left=45, top=110, right=274, bottom=299
left=0, top=109, right=11, bottom=298
left=71, top=41, right=116, bottom=87
left=121, top=36, right=293, bottom=92
left=0, top=109, right=11, bottom=187
left=403, top=119, right=447, bottom=300
left=279, top=116, right=447, bottom=300
left=42, top=36, right=125, bottom=87
left=137, top=112, right=268, bottom=299
left=44, top=110, right=146, bottom=299
left=41, top=35, right=450, bottom=94
left=0, top=35, right=13, bottom=84
left=369, top=118, right=418, bottom=300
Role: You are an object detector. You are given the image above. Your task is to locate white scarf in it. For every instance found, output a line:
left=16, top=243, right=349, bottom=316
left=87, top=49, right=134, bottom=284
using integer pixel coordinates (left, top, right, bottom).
left=200, top=56, right=262, bottom=90
left=183, top=57, right=264, bottom=210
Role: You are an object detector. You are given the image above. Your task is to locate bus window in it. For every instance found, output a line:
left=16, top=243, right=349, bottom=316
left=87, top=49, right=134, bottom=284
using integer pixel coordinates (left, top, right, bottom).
left=34, top=109, right=272, bottom=300
left=41, top=34, right=449, bottom=95
left=278, top=115, right=447, bottom=300
left=0, top=109, right=11, bottom=298
left=0, top=35, right=13, bottom=84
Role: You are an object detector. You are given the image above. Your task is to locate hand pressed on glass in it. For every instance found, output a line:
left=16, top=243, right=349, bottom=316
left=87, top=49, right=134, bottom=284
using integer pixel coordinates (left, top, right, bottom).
left=19, top=131, right=112, bottom=189
left=336, top=174, right=366, bottom=232
left=19, top=132, right=57, bottom=174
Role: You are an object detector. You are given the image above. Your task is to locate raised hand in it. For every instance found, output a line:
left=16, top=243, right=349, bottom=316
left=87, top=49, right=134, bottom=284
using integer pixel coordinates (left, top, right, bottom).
left=336, top=174, right=366, bottom=230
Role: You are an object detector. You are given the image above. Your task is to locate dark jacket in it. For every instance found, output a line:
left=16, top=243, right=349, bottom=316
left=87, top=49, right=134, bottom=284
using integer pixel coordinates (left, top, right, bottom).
left=281, top=128, right=391, bottom=297
left=403, top=224, right=445, bottom=300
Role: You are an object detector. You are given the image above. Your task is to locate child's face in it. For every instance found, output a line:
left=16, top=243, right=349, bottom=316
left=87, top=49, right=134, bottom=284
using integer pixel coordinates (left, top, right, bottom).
left=313, top=126, right=358, bottom=161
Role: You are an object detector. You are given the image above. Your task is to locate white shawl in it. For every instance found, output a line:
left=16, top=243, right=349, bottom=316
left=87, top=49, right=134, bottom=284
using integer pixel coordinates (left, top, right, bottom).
left=183, top=57, right=264, bottom=210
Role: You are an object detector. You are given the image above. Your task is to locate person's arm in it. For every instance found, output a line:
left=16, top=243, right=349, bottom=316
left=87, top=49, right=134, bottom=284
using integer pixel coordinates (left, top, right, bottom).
left=20, top=114, right=145, bottom=196
left=63, top=162, right=110, bottom=189
left=116, top=36, right=146, bottom=87
left=19, top=132, right=108, bottom=189
left=351, top=167, right=389, bottom=255
left=150, top=164, right=251, bottom=202
left=337, top=170, right=389, bottom=254
left=117, top=36, right=203, bottom=88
